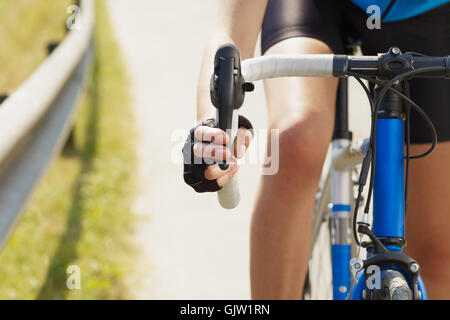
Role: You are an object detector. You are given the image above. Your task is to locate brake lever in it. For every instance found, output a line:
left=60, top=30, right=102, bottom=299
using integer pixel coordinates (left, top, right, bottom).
left=210, top=43, right=253, bottom=170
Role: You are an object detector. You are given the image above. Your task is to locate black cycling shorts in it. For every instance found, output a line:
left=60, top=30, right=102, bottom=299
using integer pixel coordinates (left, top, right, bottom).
left=261, top=0, right=450, bottom=143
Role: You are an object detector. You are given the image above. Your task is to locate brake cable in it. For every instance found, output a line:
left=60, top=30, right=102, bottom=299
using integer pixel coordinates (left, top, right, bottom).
left=345, top=66, right=444, bottom=246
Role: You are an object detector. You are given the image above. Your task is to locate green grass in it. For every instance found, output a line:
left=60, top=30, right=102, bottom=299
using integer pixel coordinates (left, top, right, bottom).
left=0, top=0, right=137, bottom=299
left=0, top=0, right=73, bottom=92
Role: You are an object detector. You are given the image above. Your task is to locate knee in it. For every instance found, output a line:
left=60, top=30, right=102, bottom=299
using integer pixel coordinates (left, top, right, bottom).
left=275, top=119, right=331, bottom=179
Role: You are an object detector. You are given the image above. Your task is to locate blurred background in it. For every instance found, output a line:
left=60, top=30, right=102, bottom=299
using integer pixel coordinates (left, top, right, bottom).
left=0, top=0, right=370, bottom=299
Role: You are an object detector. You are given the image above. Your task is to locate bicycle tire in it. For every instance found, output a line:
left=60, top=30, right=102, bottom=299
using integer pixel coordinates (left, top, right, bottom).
left=379, top=270, right=413, bottom=300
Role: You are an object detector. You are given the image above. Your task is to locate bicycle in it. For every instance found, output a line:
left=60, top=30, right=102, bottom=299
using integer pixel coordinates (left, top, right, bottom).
left=209, top=42, right=450, bottom=300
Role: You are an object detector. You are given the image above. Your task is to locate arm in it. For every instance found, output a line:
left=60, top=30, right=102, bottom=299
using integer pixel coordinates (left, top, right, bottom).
left=196, top=0, right=268, bottom=121
left=183, top=1, right=267, bottom=194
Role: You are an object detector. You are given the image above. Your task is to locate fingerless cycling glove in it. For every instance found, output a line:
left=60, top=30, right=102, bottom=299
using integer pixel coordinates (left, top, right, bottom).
left=182, top=115, right=253, bottom=193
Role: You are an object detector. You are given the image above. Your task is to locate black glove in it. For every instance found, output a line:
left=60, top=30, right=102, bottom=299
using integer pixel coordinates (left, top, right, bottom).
left=182, top=115, right=253, bottom=193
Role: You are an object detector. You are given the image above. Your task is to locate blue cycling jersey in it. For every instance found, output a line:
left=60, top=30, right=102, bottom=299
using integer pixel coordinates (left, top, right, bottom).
left=350, top=0, right=450, bottom=22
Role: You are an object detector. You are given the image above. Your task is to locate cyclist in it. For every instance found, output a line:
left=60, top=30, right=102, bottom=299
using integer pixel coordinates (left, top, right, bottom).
left=183, top=0, right=450, bottom=299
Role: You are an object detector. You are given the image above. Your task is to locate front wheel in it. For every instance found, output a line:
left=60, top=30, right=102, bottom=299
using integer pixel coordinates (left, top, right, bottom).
left=366, top=270, right=413, bottom=300
left=381, top=270, right=413, bottom=300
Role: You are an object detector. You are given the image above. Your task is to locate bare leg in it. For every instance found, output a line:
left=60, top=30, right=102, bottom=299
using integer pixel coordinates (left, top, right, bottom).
left=250, top=37, right=338, bottom=299
left=404, top=142, right=450, bottom=299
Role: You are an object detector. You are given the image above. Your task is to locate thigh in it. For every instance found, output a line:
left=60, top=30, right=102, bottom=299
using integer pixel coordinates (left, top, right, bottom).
left=263, top=37, right=337, bottom=148
left=262, top=0, right=345, bottom=55
left=261, top=0, right=343, bottom=150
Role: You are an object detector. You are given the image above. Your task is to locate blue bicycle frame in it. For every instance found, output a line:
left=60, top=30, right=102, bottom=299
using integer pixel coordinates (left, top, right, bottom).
left=349, top=116, right=428, bottom=299
left=329, top=79, right=428, bottom=300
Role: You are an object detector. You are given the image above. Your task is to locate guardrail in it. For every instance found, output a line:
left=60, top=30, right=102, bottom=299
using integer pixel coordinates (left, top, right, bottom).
left=0, top=0, right=95, bottom=248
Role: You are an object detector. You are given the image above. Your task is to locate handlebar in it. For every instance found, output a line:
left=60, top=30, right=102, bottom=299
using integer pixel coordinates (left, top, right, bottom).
left=211, top=45, right=450, bottom=209
left=242, top=48, right=450, bottom=82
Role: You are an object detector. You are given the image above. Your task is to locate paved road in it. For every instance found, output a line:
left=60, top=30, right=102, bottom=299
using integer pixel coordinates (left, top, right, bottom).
left=106, top=0, right=370, bottom=299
